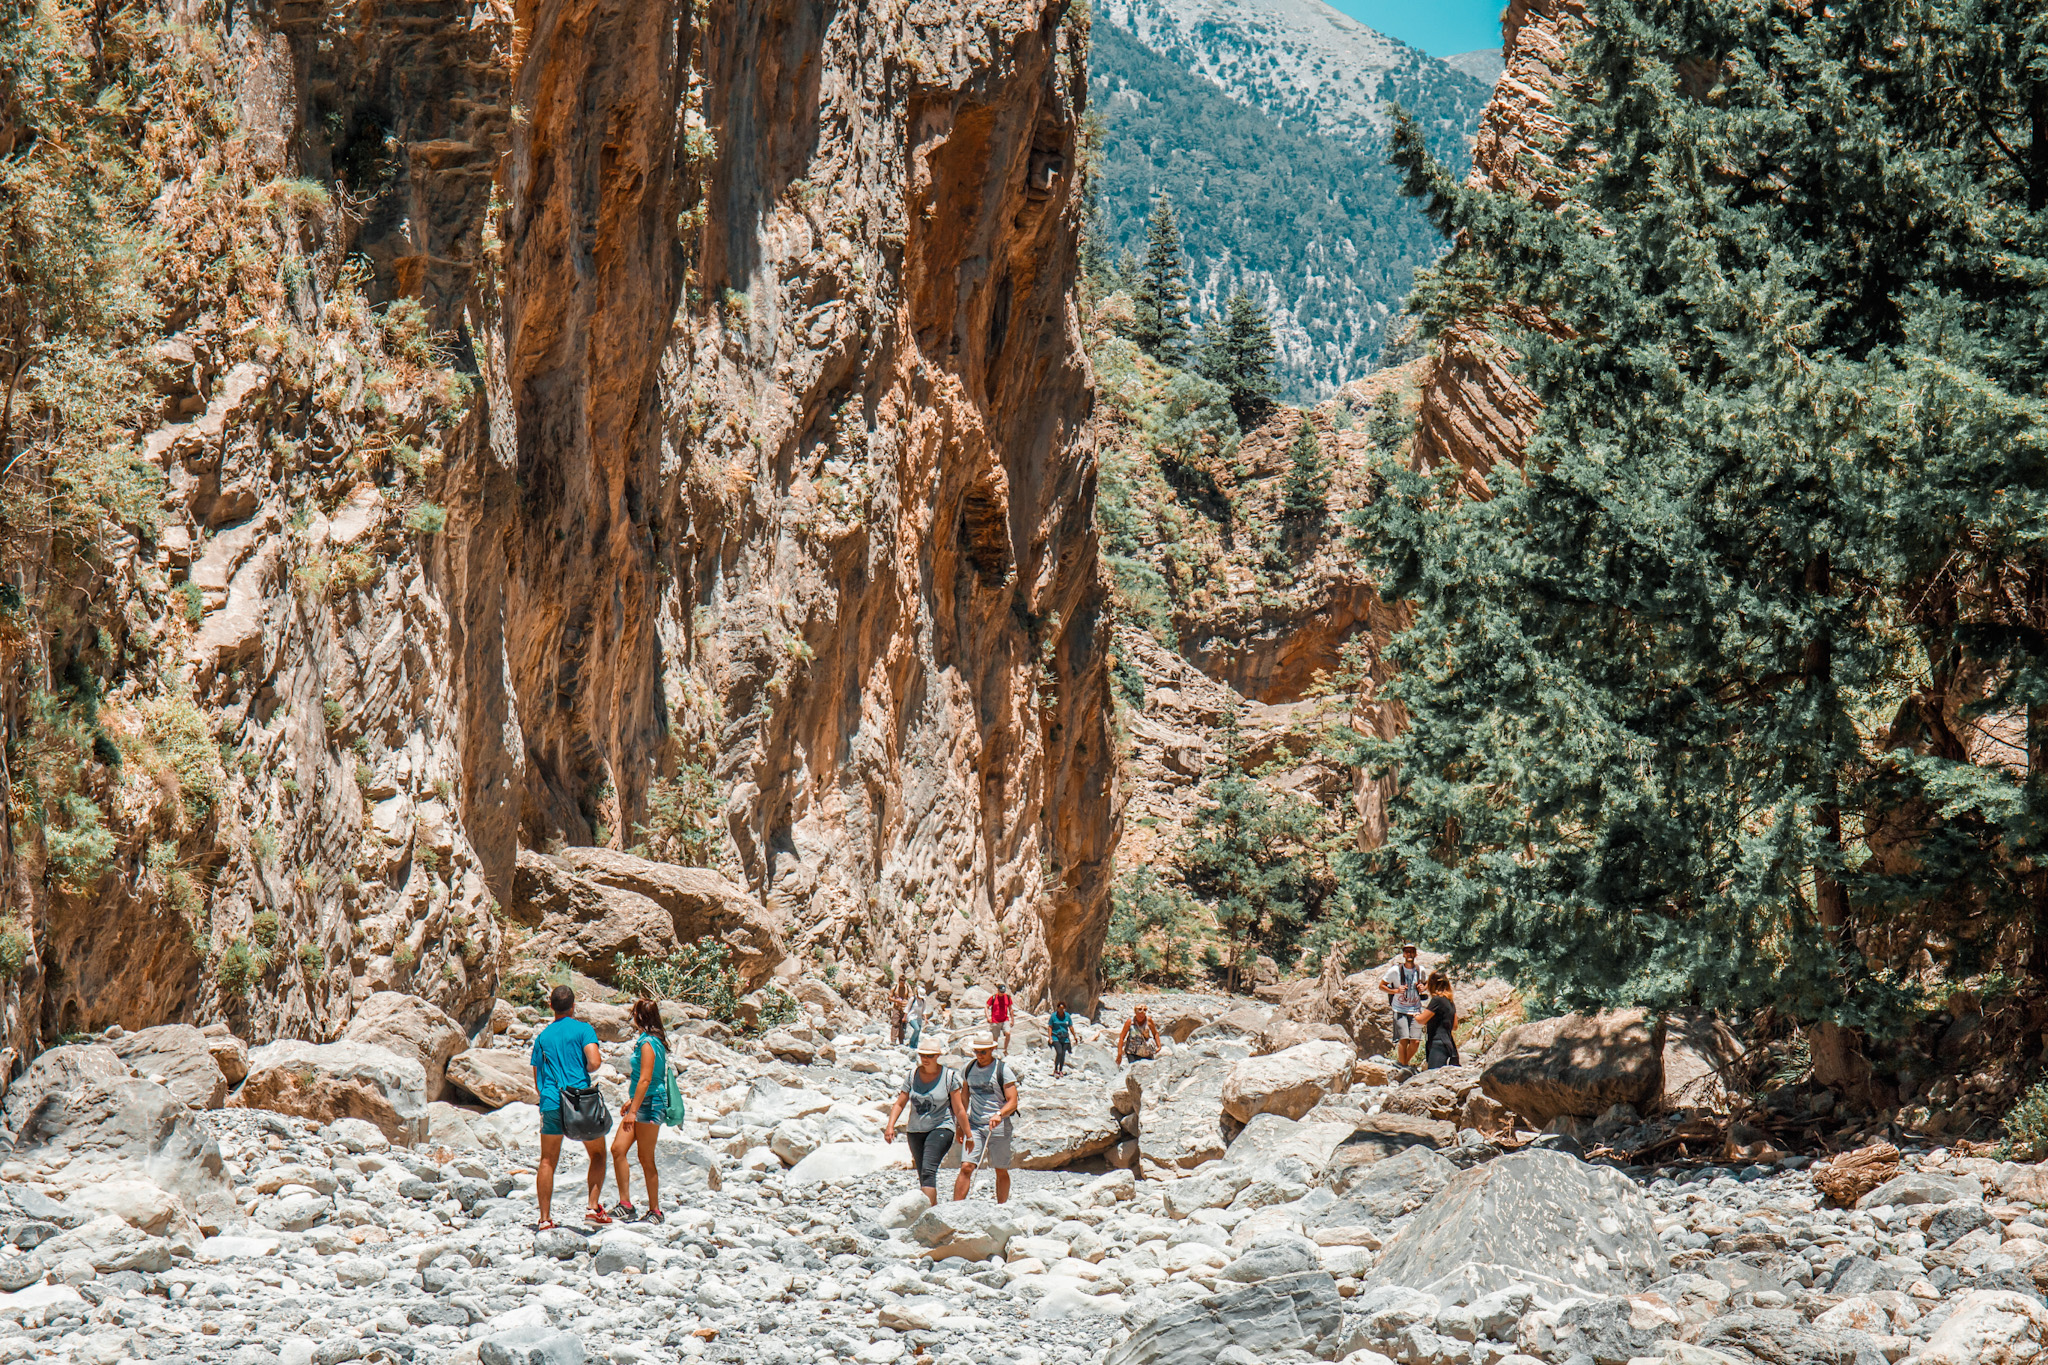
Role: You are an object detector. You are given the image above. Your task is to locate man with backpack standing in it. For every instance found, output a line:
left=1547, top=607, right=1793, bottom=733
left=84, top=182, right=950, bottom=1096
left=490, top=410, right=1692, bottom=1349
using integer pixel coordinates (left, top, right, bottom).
left=985, top=983, right=1015, bottom=1053
left=954, top=1035, right=1020, bottom=1204
left=529, top=984, right=608, bottom=1230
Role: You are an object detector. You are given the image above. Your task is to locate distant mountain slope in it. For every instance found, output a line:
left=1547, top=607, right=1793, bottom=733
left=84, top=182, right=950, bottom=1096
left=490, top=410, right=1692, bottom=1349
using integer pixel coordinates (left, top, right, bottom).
left=1444, top=47, right=1507, bottom=86
left=1101, top=0, right=1490, bottom=148
left=1088, top=20, right=1467, bottom=397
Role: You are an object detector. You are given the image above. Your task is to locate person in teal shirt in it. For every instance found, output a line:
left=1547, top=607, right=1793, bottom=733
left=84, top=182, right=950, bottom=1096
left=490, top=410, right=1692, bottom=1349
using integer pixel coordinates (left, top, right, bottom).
left=609, top=998, right=670, bottom=1223
left=528, top=984, right=606, bottom=1228
left=1047, top=1000, right=1074, bottom=1079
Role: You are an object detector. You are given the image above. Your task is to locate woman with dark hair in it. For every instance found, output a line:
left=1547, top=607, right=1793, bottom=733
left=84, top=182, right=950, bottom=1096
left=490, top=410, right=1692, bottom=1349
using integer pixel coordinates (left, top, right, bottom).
left=609, top=998, right=669, bottom=1222
left=1418, top=971, right=1459, bottom=1070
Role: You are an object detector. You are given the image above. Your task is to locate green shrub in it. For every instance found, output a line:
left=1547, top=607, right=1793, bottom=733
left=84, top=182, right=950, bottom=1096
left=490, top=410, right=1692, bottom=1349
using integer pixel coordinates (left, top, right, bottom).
left=180, top=579, right=203, bottom=624
left=614, top=943, right=740, bottom=1020
left=754, top=985, right=800, bottom=1032
left=250, top=909, right=282, bottom=949
left=632, top=763, right=722, bottom=865
left=298, top=943, right=324, bottom=975
left=164, top=866, right=202, bottom=923
left=142, top=687, right=222, bottom=826
left=393, top=943, right=415, bottom=968
left=404, top=502, right=448, bottom=536
left=1102, top=864, right=1207, bottom=987
left=2004, top=1080, right=2048, bottom=1161
left=253, top=824, right=279, bottom=863
left=0, top=927, right=30, bottom=979
left=217, top=939, right=258, bottom=996
left=322, top=696, right=345, bottom=732
left=45, top=792, right=116, bottom=891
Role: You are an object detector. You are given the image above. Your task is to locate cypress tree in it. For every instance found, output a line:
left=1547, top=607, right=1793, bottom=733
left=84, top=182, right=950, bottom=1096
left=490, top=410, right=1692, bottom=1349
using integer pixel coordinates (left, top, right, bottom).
left=1198, top=290, right=1281, bottom=428
left=1180, top=715, right=1317, bottom=993
left=1358, top=0, right=2048, bottom=1063
left=1278, top=415, right=1330, bottom=534
left=1130, top=195, right=1192, bottom=363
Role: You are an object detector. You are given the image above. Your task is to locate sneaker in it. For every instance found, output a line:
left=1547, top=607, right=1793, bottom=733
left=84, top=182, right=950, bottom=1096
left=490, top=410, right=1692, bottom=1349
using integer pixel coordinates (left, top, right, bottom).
left=643, top=1207, right=665, bottom=1225
left=610, top=1202, right=637, bottom=1222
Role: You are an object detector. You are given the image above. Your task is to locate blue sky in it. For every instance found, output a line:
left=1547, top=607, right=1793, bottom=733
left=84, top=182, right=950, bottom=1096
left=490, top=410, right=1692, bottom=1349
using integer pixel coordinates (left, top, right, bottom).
left=1324, top=0, right=1504, bottom=57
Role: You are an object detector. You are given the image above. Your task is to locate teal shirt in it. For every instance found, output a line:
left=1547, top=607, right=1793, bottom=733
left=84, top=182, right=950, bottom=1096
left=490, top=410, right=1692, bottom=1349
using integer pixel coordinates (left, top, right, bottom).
left=627, top=1032, right=669, bottom=1118
left=529, top=1017, right=599, bottom=1110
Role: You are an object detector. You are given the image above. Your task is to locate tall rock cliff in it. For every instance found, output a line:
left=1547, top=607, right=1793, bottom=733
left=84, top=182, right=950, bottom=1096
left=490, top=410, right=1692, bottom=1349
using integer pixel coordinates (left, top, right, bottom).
left=1408, top=0, right=1582, bottom=484
left=0, top=0, right=1110, bottom=1063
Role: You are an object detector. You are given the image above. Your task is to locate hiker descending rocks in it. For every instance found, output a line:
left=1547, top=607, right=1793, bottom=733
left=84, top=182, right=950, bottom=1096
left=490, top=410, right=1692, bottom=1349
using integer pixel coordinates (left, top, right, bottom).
left=954, top=1034, right=1020, bottom=1204
left=1420, top=969, right=1460, bottom=1070
left=1116, top=1004, right=1161, bottom=1068
left=1048, top=998, right=1075, bottom=1079
left=1382, top=942, right=1426, bottom=1068
left=882, top=1037, right=969, bottom=1206
left=905, top=986, right=928, bottom=1048
left=986, top=982, right=1015, bottom=1053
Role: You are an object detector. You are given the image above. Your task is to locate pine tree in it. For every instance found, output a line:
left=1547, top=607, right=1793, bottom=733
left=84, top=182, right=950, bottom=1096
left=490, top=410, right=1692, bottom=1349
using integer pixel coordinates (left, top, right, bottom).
left=1364, top=391, right=1407, bottom=456
left=1278, top=415, right=1330, bottom=535
left=1197, top=290, right=1281, bottom=428
left=1179, top=715, right=1318, bottom=993
left=1130, top=196, right=1192, bottom=363
left=1359, top=0, right=2048, bottom=1060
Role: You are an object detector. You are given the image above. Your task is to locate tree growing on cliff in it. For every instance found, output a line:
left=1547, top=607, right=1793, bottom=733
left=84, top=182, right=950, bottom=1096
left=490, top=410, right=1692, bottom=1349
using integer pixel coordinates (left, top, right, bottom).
left=1130, top=195, right=1192, bottom=363
left=1358, top=0, right=2048, bottom=1073
left=1197, top=290, right=1280, bottom=428
left=1180, top=716, right=1318, bottom=993
left=1278, top=416, right=1331, bottom=538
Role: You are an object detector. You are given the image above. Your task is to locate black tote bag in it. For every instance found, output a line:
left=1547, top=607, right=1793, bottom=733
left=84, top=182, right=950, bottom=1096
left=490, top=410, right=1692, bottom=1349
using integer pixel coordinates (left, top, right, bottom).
left=558, top=1084, right=612, bottom=1141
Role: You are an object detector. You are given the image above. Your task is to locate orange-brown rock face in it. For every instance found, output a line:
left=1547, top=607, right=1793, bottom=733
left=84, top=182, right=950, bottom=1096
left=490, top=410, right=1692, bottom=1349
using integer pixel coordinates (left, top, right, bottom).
left=0, top=0, right=1111, bottom=1056
left=1408, top=0, right=1582, bottom=484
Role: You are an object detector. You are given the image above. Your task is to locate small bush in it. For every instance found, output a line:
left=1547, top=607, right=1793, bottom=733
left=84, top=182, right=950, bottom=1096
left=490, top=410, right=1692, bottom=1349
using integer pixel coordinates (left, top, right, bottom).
left=253, top=824, right=279, bottom=864
left=298, top=942, right=325, bottom=975
left=614, top=943, right=740, bottom=1021
left=250, top=909, right=282, bottom=949
left=164, top=867, right=202, bottom=923
left=754, top=986, right=800, bottom=1032
left=404, top=502, right=448, bottom=536
left=322, top=696, right=345, bottom=732
left=179, top=579, right=203, bottom=623
left=46, top=792, right=116, bottom=891
left=0, top=927, right=30, bottom=979
left=2005, top=1080, right=2048, bottom=1161
left=393, top=943, right=416, bottom=968
left=217, top=939, right=259, bottom=996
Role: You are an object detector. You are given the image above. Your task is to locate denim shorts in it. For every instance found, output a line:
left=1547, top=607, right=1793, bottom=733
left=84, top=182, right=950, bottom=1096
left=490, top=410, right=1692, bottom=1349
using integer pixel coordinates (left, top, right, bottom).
left=633, top=1101, right=665, bottom=1124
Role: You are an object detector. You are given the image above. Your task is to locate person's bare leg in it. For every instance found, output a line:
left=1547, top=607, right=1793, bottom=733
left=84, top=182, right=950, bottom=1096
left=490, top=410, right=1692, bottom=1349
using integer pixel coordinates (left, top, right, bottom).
left=610, top=1121, right=635, bottom=1207
left=538, top=1133, right=563, bottom=1224
left=636, top=1123, right=660, bottom=1212
left=993, top=1168, right=1011, bottom=1204
left=954, top=1163, right=975, bottom=1202
left=584, top=1138, right=608, bottom=1213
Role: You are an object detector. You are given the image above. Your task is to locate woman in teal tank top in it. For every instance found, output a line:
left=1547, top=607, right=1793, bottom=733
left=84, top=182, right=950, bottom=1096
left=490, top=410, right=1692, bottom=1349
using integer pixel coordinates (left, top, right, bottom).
left=610, top=998, right=669, bottom=1222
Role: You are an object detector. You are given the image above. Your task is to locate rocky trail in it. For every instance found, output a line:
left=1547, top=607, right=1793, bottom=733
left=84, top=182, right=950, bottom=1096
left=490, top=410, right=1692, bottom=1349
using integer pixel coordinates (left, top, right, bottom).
left=7, top=987, right=2048, bottom=1365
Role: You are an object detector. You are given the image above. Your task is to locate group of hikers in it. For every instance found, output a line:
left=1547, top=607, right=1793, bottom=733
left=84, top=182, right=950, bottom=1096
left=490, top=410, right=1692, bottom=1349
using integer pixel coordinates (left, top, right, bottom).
left=527, top=948, right=1463, bottom=1226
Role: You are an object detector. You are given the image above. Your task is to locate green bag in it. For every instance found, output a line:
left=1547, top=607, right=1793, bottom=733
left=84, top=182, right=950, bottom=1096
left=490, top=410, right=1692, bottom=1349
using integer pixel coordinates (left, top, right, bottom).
left=661, top=1043, right=686, bottom=1127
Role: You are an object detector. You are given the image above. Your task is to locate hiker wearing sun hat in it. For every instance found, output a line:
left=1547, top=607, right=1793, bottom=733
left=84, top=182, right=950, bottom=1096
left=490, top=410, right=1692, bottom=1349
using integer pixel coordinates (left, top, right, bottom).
left=953, top=1034, right=1020, bottom=1204
left=884, top=1036, right=969, bottom=1206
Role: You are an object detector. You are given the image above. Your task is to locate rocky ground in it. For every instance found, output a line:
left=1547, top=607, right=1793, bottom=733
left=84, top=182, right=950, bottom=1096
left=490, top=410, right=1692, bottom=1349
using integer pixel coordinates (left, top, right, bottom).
left=6, top=992, right=2048, bottom=1365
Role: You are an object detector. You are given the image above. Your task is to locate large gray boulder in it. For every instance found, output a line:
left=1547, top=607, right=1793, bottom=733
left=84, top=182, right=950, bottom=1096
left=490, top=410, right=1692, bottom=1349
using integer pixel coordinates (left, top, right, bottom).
left=1228, top=1114, right=1357, bottom=1173
left=230, top=1039, right=428, bottom=1144
left=908, top=1200, right=1021, bottom=1261
left=1010, top=1076, right=1124, bottom=1169
left=1366, top=1149, right=1665, bottom=1297
left=1380, top=1065, right=1486, bottom=1124
left=1103, top=1271, right=1348, bottom=1365
left=1221, top=1039, right=1356, bottom=1124
left=512, top=848, right=785, bottom=989
left=12, top=1075, right=226, bottom=1200
left=107, top=1026, right=231, bottom=1110
left=1695, top=1309, right=1897, bottom=1365
left=342, top=992, right=468, bottom=1102
left=1479, top=1010, right=1665, bottom=1125
left=446, top=1048, right=540, bottom=1107
left=0, top=1044, right=131, bottom=1133
left=1319, top=1112, right=1452, bottom=1186
left=1325, top=1143, right=1459, bottom=1216
left=1136, top=1053, right=1235, bottom=1169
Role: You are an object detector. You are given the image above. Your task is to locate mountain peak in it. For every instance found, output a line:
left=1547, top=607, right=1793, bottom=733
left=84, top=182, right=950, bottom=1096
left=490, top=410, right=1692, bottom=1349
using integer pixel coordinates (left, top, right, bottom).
left=1102, top=0, right=1488, bottom=145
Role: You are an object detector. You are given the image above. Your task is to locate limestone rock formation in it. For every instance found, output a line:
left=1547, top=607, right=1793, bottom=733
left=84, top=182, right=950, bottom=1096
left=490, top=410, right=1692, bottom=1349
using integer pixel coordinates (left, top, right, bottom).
left=108, top=1026, right=232, bottom=1111
left=230, top=1039, right=429, bottom=1144
left=0, top=0, right=1111, bottom=1060
left=1479, top=1009, right=1666, bottom=1125
left=1366, top=1149, right=1666, bottom=1297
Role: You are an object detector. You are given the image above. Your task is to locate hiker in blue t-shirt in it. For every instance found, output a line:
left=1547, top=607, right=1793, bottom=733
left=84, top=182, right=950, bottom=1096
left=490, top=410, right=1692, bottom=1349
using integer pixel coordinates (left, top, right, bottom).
left=529, top=984, right=607, bottom=1229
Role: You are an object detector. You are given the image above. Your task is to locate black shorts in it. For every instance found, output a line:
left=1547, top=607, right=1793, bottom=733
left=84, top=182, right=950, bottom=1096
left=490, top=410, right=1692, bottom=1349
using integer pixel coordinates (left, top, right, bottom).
left=907, top=1128, right=953, bottom=1189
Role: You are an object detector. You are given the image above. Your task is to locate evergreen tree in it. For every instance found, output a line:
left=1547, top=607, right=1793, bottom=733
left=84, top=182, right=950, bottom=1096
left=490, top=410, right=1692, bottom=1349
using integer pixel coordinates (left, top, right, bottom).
left=1197, top=290, right=1281, bottom=428
left=1278, top=415, right=1330, bottom=534
left=1364, top=391, right=1408, bottom=456
left=1359, top=0, right=2048, bottom=1063
left=1180, top=716, right=1317, bottom=993
left=1130, top=195, right=1192, bottom=363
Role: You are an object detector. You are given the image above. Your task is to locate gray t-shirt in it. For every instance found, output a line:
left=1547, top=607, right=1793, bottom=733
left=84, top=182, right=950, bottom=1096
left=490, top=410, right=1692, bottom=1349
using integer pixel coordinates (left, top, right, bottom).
left=962, top=1059, right=1016, bottom=1135
left=1383, top=962, right=1423, bottom=1015
left=901, top=1066, right=959, bottom=1133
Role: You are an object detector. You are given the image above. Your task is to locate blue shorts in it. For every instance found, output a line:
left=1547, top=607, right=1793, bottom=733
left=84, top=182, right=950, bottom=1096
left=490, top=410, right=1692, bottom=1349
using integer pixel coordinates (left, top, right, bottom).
left=540, top=1106, right=564, bottom=1137
left=633, top=1101, right=665, bottom=1124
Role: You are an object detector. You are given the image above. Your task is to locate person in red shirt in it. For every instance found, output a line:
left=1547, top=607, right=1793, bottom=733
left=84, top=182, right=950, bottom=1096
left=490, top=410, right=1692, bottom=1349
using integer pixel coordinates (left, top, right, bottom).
left=986, top=984, right=1014, bottom=1053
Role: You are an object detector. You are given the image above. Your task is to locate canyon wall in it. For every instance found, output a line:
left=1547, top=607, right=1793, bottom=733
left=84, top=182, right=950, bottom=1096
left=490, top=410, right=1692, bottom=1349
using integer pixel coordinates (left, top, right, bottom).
left=0, top=0, right=1111, bottom=1063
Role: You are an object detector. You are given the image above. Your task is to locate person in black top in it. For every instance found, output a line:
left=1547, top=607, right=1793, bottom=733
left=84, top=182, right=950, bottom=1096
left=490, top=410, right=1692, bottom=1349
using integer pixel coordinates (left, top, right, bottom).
left=1418, top=970, right=1459, bottom=1070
